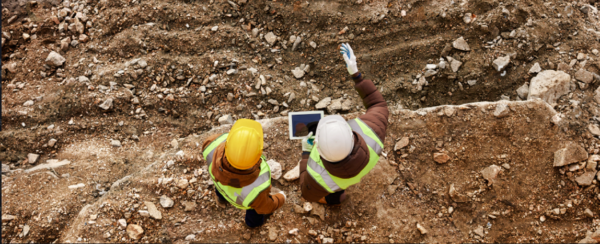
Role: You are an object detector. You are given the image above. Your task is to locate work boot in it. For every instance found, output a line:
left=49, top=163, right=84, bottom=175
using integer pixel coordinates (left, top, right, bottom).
left=318, top=192, right=348, bottom=206
left=214, top=194, right=227, bottom=207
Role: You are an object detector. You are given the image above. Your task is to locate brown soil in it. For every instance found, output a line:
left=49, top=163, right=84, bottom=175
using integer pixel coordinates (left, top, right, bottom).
left=2, top=0, right=600, bottom=243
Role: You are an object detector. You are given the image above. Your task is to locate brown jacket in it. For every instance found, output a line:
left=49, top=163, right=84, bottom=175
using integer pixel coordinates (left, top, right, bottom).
left=202, top=134, right=285, bottom=214
left=299, top=73, right=389, bottom=202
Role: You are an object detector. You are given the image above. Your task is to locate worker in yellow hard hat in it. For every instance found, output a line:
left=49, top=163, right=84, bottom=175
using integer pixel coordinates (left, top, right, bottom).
left=202, top=119, right=286, bottom=227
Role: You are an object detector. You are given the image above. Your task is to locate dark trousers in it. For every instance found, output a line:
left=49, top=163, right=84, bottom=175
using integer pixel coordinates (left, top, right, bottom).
left=325, top=190, right=345, bottom=205
left=215, top=189, right=266, bottom=227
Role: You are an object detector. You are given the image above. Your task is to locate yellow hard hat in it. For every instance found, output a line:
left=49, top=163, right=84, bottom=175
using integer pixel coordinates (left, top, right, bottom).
left=225, top=119, right=264, bottom=170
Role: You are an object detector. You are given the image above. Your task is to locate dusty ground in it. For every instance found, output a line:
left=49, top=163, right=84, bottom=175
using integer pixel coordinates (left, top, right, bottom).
left=2, top=0, right=600, bottom=243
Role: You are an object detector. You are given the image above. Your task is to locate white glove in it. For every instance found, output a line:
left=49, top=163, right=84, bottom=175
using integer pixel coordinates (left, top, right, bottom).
left=340, top=43, right=358, bottom=75
left=270, top=187, right=286, bottom=201
left=301, top=132, right=315, bottom=152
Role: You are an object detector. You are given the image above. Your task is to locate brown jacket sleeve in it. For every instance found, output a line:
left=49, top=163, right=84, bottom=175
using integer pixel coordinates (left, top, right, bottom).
left=202, top=134, right=222, bottom=151
left=353, top=73, right=389, bottom=142
left=299, top=152, right=332, bottom=202
left=249, top=186, right=286, bottom=214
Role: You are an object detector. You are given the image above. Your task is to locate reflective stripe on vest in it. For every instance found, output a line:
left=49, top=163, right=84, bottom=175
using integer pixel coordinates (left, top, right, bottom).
left=209, top=157, right=271, bottom=210
left=202, top=133, right=228, bottom=167
left=347, top=119, right=383, bottom=155
left=306, top=118, right=383, bottom=193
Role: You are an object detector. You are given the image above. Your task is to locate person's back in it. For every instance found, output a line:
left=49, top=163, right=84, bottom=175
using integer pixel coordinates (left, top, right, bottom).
left=299, top=43, right=390, bottom=205
left=202, top=119, right=286, bottom=227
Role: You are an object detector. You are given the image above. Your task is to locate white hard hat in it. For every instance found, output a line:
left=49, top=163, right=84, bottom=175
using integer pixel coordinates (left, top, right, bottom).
left=315, top=115, right=354, bottom=162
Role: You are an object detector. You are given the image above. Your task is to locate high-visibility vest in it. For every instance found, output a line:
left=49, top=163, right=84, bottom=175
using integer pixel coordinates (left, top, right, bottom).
left=306, top=118, right=383, bottom=193
left=202, top=133, right=272, bottom=210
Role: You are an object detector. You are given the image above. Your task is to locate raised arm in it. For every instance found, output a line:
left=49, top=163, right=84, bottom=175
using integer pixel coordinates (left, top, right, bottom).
left=340, top=43, right=389, bottom=141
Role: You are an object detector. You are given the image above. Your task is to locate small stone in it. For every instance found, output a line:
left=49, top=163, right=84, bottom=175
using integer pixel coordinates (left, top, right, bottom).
left=266, top=159, right=282, bottom=180
left=284, top=162, right=300, bottom=181
left=294, top=205, right=305, bottom=214
left=315, top=97, right=332, bottom=109
left=452, top=37, right=470, bottom=51
left=160, top=195, right=174, bottom=208
left=433, top=152, right=450, bottom=164
left=99, top=98, right=113, bottom=110
left=584, top=208, right=594, bottom=218
left=79, top=34, right=89, bottom=43
left=111, top=140, right=122, bottom=147
left=289, top=228, right=299, bottom=235
left=48, top=139, right=57, bottom=147
left=144, top=202, right=162, bottom=220
left=185, top=234, right=196, bottom=241
left=303, top=202, right=313, bottom=212
left=211, top=26, right=218, bottom=32
left=68, top=183, right=85, bottom=189
left=291, top=67, right=305, bottom=79
left=493, top=103, right=510, bottom=118
left=126, top=224, right=144, bottom=240
left=138, top=210, right=149, bottom=217
left=27, top=153, right=39, bottom=164
left=447, top=57, right=462, bottom=72
left=308, top=230, right=318, bottom=236
left=45, top=51, right=66, bottom=67
left=481, top=165, right=502, bottom=185
left=226, top=69, right=237, bottom=75
left=577, top=53, right=586, bottom=60
left=218, top=114, right=233, bottom=125
left=23, top=33, right=30, bottom=41
left=2, top=214, right=16, bottom=222
left=575, top=171, right=597, bottom=186
left=553, top=143, right=588, bottom=167
left=492, top=55, right=510, bottom=72
left=473, top=226, right=485, bottom=237
left=589, top=124, right=600, bottom=136
left=516, top=84, right=529, bottom=99
left=575, top=69, right=594, bottom=84
left=502, top=163, right=511, bottom=169
left=118, top=219, right=127, bottom=229
left=394, top=137, right=409, bottom=151
left=269, top=227, right=278, bottom=241
left=177, top=178, right=189, bottom=189
left=529, top=63, right=541, bottom=73
left=311, top=203, right=325, bottom=220
left=323, top=238, right=334, bottom=244
left=182, top=201, right=197, bottom=212
left=416, top=223, right=428, bottom=235
left=264, top=32, right=277, bottom=45
left=309, top=41, right=317, bottom=49
left=22, top=225, right=29, bottom=237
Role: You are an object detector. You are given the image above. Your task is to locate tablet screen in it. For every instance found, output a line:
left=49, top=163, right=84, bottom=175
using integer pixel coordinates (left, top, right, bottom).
left=288, top=111, right=324, bottom=140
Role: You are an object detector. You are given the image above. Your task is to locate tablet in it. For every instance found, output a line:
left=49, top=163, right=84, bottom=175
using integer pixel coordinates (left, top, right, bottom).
left=288, top=111, right=324, bottom=140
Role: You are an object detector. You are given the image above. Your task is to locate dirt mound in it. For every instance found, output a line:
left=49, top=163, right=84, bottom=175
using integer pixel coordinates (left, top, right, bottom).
left=2, top=0, right=600, bottom=243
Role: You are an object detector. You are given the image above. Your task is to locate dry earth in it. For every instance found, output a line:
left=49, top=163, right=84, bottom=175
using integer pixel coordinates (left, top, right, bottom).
left=2, top=0, right=600, bottom=243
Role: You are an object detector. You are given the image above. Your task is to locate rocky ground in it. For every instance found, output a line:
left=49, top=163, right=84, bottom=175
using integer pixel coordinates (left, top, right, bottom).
left=2, top=0, right=600, bottom=243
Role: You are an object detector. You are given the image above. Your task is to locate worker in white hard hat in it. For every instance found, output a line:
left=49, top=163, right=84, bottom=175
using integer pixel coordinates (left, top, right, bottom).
left=299, top=43, right=390, bottom=205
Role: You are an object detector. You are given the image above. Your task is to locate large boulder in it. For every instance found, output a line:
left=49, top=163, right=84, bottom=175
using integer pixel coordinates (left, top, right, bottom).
left=528, top=70, right=571, bottom=106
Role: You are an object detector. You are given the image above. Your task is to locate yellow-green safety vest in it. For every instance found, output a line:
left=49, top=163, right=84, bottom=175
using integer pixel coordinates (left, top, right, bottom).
left=202, top=133, right=272, bottom=210
left=306, top=118, right=383, bottom=193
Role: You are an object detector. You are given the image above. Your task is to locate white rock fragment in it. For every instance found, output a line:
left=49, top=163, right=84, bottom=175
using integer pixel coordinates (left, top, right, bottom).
left=452, top=37, right=470, bottom=51
left=218, top=114, right=233, bottom=125
left=529, top=63, right=541, bottom=74
left=160, top=195, right=174, bottom=208
left=68, top=183, right=85, bottom=189
left=266, top=159, right=282, bottom=180
left=528, top=70, right=571, bottom=106
left=283, top=161, right=300, bottom=181
left=45, top=51, right=66, bottom=67
left=492, top=55, right=510, bottom=72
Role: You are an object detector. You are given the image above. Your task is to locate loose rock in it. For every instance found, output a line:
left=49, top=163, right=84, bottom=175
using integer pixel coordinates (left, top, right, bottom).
left=126, top=224, right=144, bottom=240
left=45, top=51, right=66, bottom=67
left=218, top=114, right=233, bottom=125
left=481, top=165, right=502, bottom=185
left=266, top=159, right=282, bottom=180
left=27, top=153, right=39, bottom=164
left=492, top=55, right=510, bottom=72
left=144, top=201, right=162, bottom=220
left=416, top=223, right=428, bottom=234
left=553, top=143, right=588, bottom=167
left=160, top=195, right=174, bottom=208
left=529, top=63, right=541, bottom=74
left=315, top=97, right=332, bottom=109
left=283, top=161, right=300, bottom=181
left=528, top=70, right=571, bottom=106
left=452, top=37, right=470, bottom=51
left=575, top=69, right=594, bottom=84
left=433, top=152, right=450, bottom=164
left=99, top=98, right=113, bottom=110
